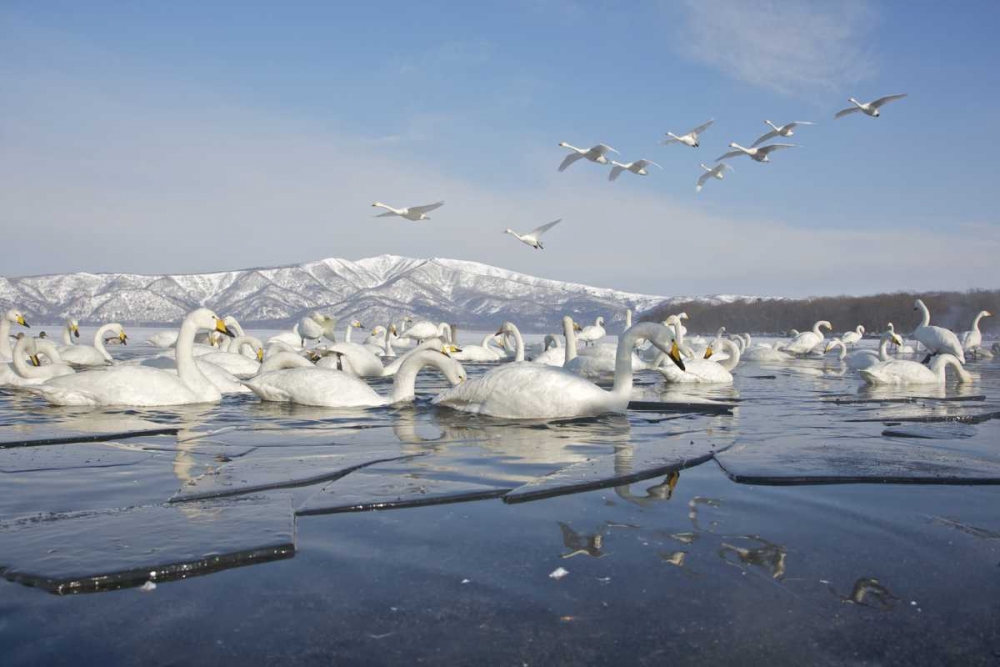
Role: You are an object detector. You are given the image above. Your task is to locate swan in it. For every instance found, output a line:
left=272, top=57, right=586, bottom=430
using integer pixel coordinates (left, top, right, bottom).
left=298, top=312, right=337, bottom=346
left=59, top=318, right=81, bottom=347
left=860, top=354, right=972, bottom=386
left=825, top=331, right=903, bottom=370
left=59, top=323, right=127, bottom=367
left=0, top=309, right=30, bottom=361
left=912, top=299, right=965, bottom=363
left=364, top=325, right=398, bottom=358
left=371, top=200, right=445, bottom=221
left=530, top=333, right=566, bottom=366
left=784, top=321, right=832, bottom=355
left=434, top=321, right=684, bottom=419
left=1, top=337, right=76, bottom=387
left=557, top=142, right=619, bottom=172
left=314, top=320, right=390, bottom=377
left=397, top=320, right=451, bottom=344
left=577, top=316, right=606, bottom=347
left=244, top=348, right=466, bottom=408
left=391, top=317, right=415, bottom=348
left=504, top=219, right=562, bottom=250
left=741, top=344, right=793, bottom=362
left=147, top=330, right=179, bottom=348
left=453, top=332, right=504, bottom=362
left=841, top=325, right=865, bottom=346
left=31, top=308, right=235, bottom=407
left=198, top=336, right=265, bottom=378
left=609, top=159, right=662, bottom=181
left=751, top=120, right=814, bottom=147
left=835, top=94, right=907, bottom=119
left=563, top=316, right=645, bottom=377
left=959, top=310, right=992, bottom=358
left=886, top=323, right=917, bottom=355
left=268, top=322, right=304, bottom=349
left=716, top=142, right=796, bottom=163
left=696, top=162, right=734, bottom=193
left=655, top=329, right=740, bottom=384
left=660, top=120, right=714, bottom=148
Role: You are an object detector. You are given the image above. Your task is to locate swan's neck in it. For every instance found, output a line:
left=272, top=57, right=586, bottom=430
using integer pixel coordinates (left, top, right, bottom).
left=175, top=318, right=215, bottom=395
left=11, top=340, right=42, bottom=378
left=878, top=337, right=892, bottom=361
left=917, top=302, right=930, bottom=328
left=717, top=339, right=741, bottom=371
left=972, top=312, right=986, bottom=331
left=0, top=319, right=11, bottom=359
left=563, top=318, right=578, bottom=363
left=384, top=325, right=396, bottom=356
left=481, top=332, right=498, bottom=350
left=828, top=340, right=846, bottom=360
left=611, top=322, right=662, bottom=399
left=766, top=120, right=780, bottom=131
left=259, top=352, right=312, bottom=373
left=345, top=324, right=353, bottom=343
left=391, top=350, right=452, bottom=403
left=811, top=321, right=824, bottom=337
left=62, top=323, right=75, bottom=346
left=666, top=133, right=680, bottom=142
left=625, top=309, right=632, bottom=328
left=505, top=323, right=525, bottom=362
left=437, top=323, right=451, bottom=343
left=932, top=355, right=972, bottom=383
left=93, top=323, right=117, bottom=362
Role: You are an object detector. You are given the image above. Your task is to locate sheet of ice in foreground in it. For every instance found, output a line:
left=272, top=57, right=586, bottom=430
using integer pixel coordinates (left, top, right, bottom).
left=504, top=436, right=731, bottom=503
left=0, top=495, right=294, bottom=594
left=170, top=445, right=416, bottom=502
left=0, top=442, right=154, bottom=473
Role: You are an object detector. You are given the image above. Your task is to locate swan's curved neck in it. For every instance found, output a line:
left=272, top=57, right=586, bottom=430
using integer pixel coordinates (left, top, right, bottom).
left=611, top=322, right=663, bottom=399
left=811, top=321, right=824, bottom=337
left=391, top=350, right=453, bottom=403
left=11, top=339, right=43, bottom=378
left=972, top=312, right=987, bottom=331
left=504, top=323, right=525, bottom=362
left=384, top=325, right=396, bottom=356
left=437, top=323, right=451, bottom=343
left=481, top=332, right=499, bottom=350
left=383, top=339, right=441, bottom=375
left=259, top=352, right=313, bottom=373
left=93, top=323, right=118, bottom=362
left=62, top=322, right=76, bottom=346
left=916, top=301, right=930, bottom=328
left=563, top=317, right=578, bottom=363
left=175, top=318, right=215, bottom=396
left=828, top=340, right=846, bottom=360
left=932, top=355, right=972, bottom=383
left=0, top=319, right=11, bottom=359
left=717, top=338, right=741, bottom=371
left=878, top=337, right=892, bottom=361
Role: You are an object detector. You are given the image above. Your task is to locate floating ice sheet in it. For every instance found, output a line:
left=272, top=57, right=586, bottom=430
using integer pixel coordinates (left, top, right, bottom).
left=0, top=495, right=294, bottom=594
left=846, top=410, right=1000, bottom=424
left=504, top=437, right=730, bottom=504
left=882, top=423, right=978, bottom=440
left=0, top=442, right=154, bottom=473
left=627, top=400, right=737, bottom=414
left=0, top=426, right=178, bottom=449
left=170, top=445, right=416, bottom=502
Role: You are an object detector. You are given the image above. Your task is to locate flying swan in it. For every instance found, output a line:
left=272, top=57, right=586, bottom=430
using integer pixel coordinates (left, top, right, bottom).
left=504, top=219, right=562, bottom=250
left=557, top=143, right=619, bottom=172
left=835, top=94, right=908, bottom=119
left=371, top=201, right=445, bottom=221
left=660, top=120, right=714, bottom=148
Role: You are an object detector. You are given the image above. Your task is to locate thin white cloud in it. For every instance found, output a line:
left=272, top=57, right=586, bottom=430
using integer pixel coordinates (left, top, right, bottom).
left=668, top=0, right=879, bottom=95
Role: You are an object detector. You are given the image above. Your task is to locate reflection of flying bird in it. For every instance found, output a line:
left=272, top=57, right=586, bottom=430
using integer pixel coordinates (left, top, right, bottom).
left=557, top=142, right=619, bottom=171
left=660, top=120, right=714, bottom=148
left=371, top=200, right=445, bottom=221
left=608, top=159, right=662, bottom=181
left=504, top=219, right=562, bottom=250
left=696, top=162, right=734, bottom=193
left=835, top=94, right=907, bottom=119
left=751, top=120, right=814, bottom=147
left=716, top=142, right=796, bottom=163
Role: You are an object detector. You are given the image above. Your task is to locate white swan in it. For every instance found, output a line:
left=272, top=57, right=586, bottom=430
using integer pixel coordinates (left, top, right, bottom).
left=825, top=331, right=902, bottom=370
left=59, top=318, right=81, bottom=347
left=504, top=219, right=562, bottom=250
left=609, top=159, right=662, bottom=181
left=784, top=321, right=832, bottom=355
left=959, top=310, right=992, bottom=357
left=656, top=330, right=740, bottom=384
left=530, top=332, right=567, bottom=366
left=298, top=312, right=337, bottom=346
left=577, top=316, right=606, bottom=347
left=0, top=309, right=30, bottom=362
left=696, top=162, right=734, bottom=193
left=31, top=308, right=235, bottom=407
left=564, top=316, right=645, bottom=377
left=267, top=322, right=304, bottom=349
left=660, top=120, right=714, bottom=148
left=912, top=299, right=965, bottom=363
left=244, top=348, right=466, bottom=408
left=397, top=320, right=451, bottom=344
left=557, top=142, right=619, bottom=172
left=371, top=200, right=444, bottom=221
left=1, top=337, right=76, bottom=387
left=741, top=343, right=793, bottom=362
left=198, top=336, right=265, bottom=378
left=147, top=330, right=179, bottom=348
left=835, top=94, right=907, bottom=119
left=716, top=142, right=796, bottom=163
left=453, top=332, right=504, bottom=362
left=59, top=323, right=127, bottom=367
left=751, top=120, right=814, bottom=147
left=860, top=354, right=972, bottom=386
left=433, top=321, right=684, bottom=419
left=315, top=320, right=389, bottom=377
left=841, top=325, right=865, bottom=346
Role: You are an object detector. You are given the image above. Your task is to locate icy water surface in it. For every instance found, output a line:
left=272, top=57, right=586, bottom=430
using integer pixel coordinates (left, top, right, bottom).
left=2, top=330, right=1000, bottom=665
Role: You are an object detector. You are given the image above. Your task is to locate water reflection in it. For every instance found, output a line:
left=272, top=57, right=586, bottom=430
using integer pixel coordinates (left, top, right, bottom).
left=558, top=522, right=607, bottom=559
left=719, top=536, right=787, bottom=580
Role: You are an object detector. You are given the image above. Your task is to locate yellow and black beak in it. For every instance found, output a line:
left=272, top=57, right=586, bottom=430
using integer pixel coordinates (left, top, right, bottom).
left=703, top=346, right=714, bottom=360
left=573, top=323, right=583, bottom=332
left=390, top=325, right=398, bottom=334
left=17, top=315, right=29, bottom=327
left=30, top=354, right=41, bottom=367
left=73, top=325, right=80, bottom=338
left=668, top=340, right=686, bottom=371
left=215, top=318, right=235, bottom=338
left=256, top=348, right=265, bottom=363
left=119, top=330, right=129, bottom=346
left=892, top=334, right=903, bottom=346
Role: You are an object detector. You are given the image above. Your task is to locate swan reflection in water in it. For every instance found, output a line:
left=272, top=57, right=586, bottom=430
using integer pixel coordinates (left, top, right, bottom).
left=719, top=536, right=787, bottom=580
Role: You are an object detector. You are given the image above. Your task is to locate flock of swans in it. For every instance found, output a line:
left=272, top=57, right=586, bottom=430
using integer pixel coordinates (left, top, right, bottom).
left=1, top=295, right=992, bottom=419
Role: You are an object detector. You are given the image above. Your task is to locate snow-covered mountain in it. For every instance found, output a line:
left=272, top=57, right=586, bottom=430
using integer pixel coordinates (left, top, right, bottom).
left=0, top=255, right=743, bottom=331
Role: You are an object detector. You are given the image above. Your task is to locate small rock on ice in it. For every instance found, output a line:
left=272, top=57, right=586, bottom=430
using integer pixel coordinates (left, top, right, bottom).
left=139, top=581, right=157, bottom=593
left=549, top=567, right=569, bottom=580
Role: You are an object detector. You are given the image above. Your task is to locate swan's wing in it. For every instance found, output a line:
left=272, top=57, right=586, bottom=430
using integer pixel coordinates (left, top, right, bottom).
left=635, top=159, right=662, bottom=170
left=715, top=150, right=742, bottom=161
left=870, top=93, right=907, bottom=109
left=750, top=129, right=779, bottom=147
left=591, top=144, right=619, bottom=156
left=375, top=211, right=399, bottom=218
left=696, top=171, right=713, bottom=191
left=608, top=165, right=625, bottom=181
left=688, top=119, right=714, bottom=136
left=719, top=162, right=734, bottom=172
left=758, top=143, right=796, bottom=155
left=659, top=136, right=680, bottom=145
left=558, top=153, right=585, bottom=172
left=528, top=219, right=562, bottom=237
left=408, top=201, right=445, bottom=215
left=792, top=121, right=815, bottom=126
left=835, top=106, right=861, bottom=119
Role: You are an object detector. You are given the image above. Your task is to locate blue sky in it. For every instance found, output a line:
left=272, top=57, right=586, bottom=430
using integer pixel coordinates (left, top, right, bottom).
left=1, top=1, right=998, bottom=297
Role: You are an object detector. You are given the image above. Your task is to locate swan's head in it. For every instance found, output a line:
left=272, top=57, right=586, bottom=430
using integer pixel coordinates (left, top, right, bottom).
left=435, top=349, right=467, bottom=384
left=859, top=325, right=866, bottom=334
left=873, top=110, right=880, bottom=117
left=558, top=142, right=569, bottom=148
left=6, top=309, right=29, bottom=327
left=67, top=318, right=80, bottom=337
left=390, top=324, right=398, bottom=334
left=503, top=228, right=514, bottom=235
left=191, top=307, right=235, bottom=338
left=350, top=319, right=364, bottom=329
left=887, top=322, right=895, bottom=331
left=819, top=321, right=832, bottom=331
left=495, top=321, right=517, bottom=337
left=371, top=201, right=383, bottom=207
left=647, top=324, right=686, bottom=371
left=596, top=316, right=605, bottom=327
left=886, top=332, right=904, bottom=346
left=984, top=311, right=993, bottom=318
left=913, top=299, right=925, bottom=311
left=704, top=346, right=714, bottom=359
left=112, top=324, right=129, bottom=346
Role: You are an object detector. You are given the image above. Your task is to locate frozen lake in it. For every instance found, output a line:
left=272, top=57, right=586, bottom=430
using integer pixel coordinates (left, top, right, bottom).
left=2, top=328, right=999, bottom=665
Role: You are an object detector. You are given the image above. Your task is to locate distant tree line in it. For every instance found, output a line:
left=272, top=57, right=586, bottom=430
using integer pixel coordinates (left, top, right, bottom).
left=641, top=289, right=999, bottom=337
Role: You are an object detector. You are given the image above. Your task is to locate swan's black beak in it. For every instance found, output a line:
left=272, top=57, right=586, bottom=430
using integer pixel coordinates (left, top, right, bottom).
left=119, top=331, right=128, bottom=346
left=30, top=354, right=41, bottom=367
left=704, top=346, right=714, bottom=360
left=669, top=341, right=686, bottom=371
left=73, top=328, right=80, bottom=338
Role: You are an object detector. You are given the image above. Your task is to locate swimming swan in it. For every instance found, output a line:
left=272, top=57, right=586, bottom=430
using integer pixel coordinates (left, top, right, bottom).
left=244, top=349, right=466, bottom=408
left=825, top=331, right=902, bottom=370
left=432, top=321, right=685, bottom=419
left=577, top=316, right=606, bottom=347
left=0, top=309, right=30, bottom=362
left=959, top=310, right=992, bottom=357
left=31, top=308, right=235, bottom=407
left=1, top=337, right=76, bottom=387
left=656, top=331, right=740, bottom=384
left=784, top=321, right=832, bottom=355
left=912, top=299, right=965, bottom=363
left=841, top=325, right=865, bottom=346
left=860, top=354, right=972, bottom=386
left=59, top=323, right=127, bottom=367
